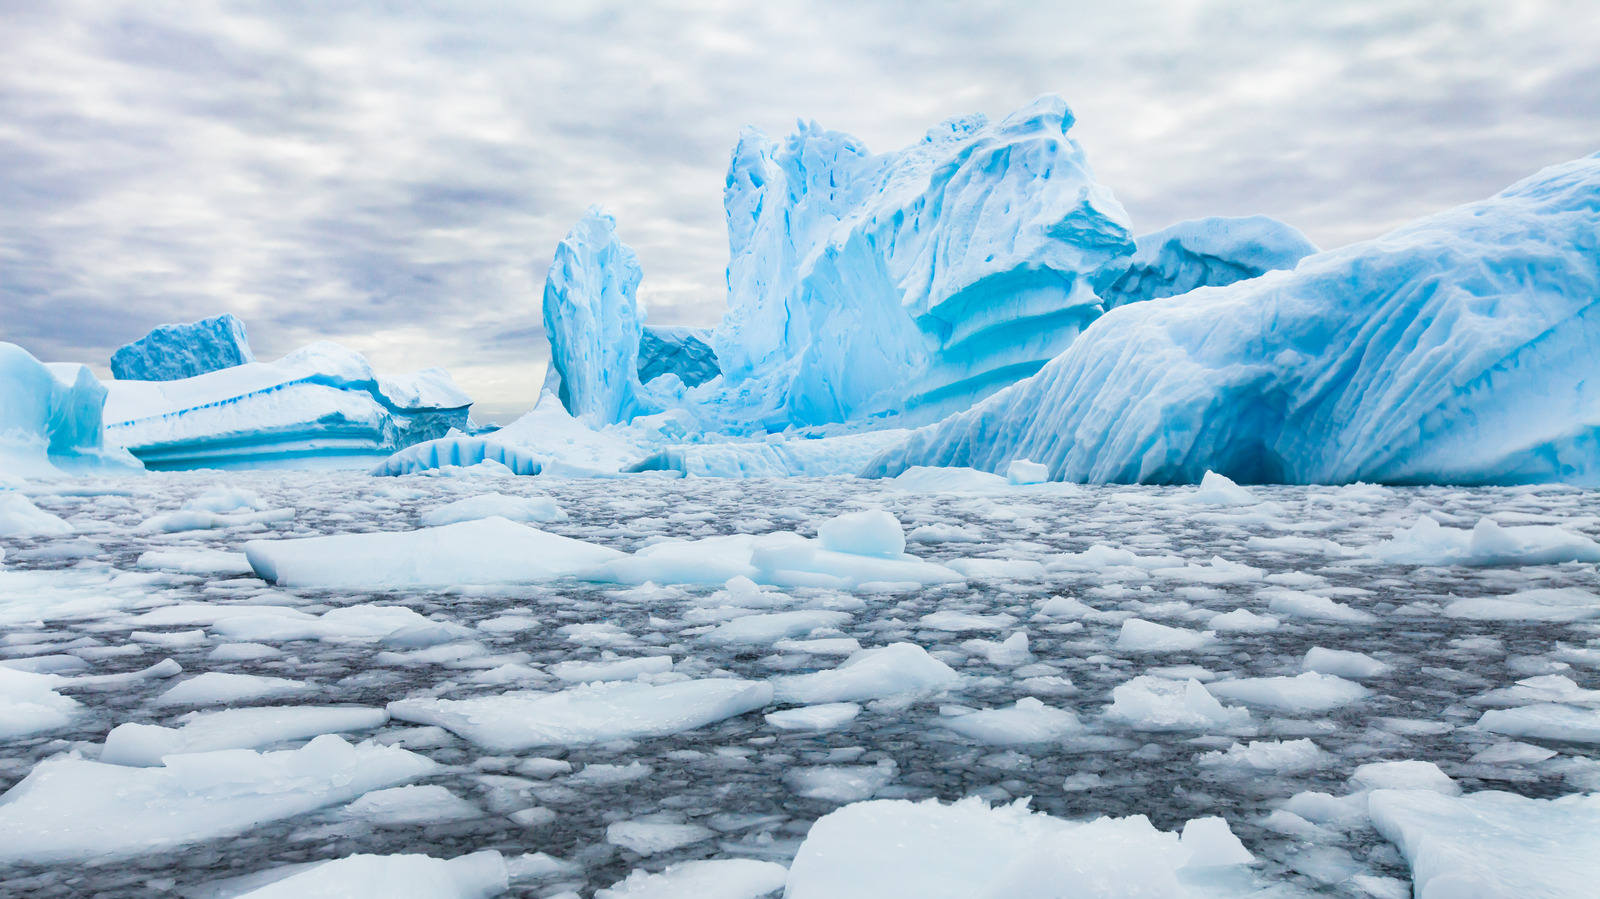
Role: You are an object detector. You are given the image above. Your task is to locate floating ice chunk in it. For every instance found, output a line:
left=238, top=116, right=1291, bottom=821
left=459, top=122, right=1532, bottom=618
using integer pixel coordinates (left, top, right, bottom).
left=939, top=698, right=1081, bottom=745
left=549, top=655, right=672, bottom=683
left=569, top=761, right=654, bottom=785
left=0, top=492, right=74, bottom=537
left=907, top=523, right=984, bottom=543
left=1470, top=742, right=1559, bottom=765
left=1197, top=739, right=1327, bottom=773
left=1303, top=647, right=1390, bottom=679
left=1351, top=760, right=1458, bottom=795
left=1281, top=790, right=1371, bottom=827
left=183, top=485, right=268, bottom=513
left=101, top=706, right=389, bottom=766
left=1247, top=534, right=1352, bottom=556
left=137, top=507, right=295, bottom=533
left=1367, top=516, right=1600, bottom=566
left=703, top=610, right=853, bottom=644
left=1206, top=609, right=1280, bottom=632
left=1151, top=556, right=1264, bottom=584
left=1208, top=672, right=1370, bottom=713
left=1036, top=595, right=1096, bottom=619
left=597, top=526, right=963, bottom=590
left=1178, top=816, right=1256, bottom=868
left=606, top=817, right=716, bottom=855
left=773, top=636, right=862, bottom=656
left=232, top=851, right=507, bottom=899
left=344, top=785, right=482, bottom=826
left=765, top=702, right=862, bottom=731
left=1116, top=618, right=1217, bottom=652
left=1444, top=588, right=1600, bottom=622
left=890, top=467, right=1012, bottom=493
left=919, top=610, right=1018, bottom=632
left=0, top=735, right=434, bottom=863
left=135, top=549, right=254, bottom=576
left=244, top=517, right=625, bottom=588
left=1475, top=674, right=1600, bottom=707
left=772, top=643, right=961, bottom=704
left=1478, top=704, right=1600, bottom=743
left=1005, top=459, right=1049, bottom=485
left=1175, top=471, right=1258, bottom=506
left=155, top=672, right=314, bottom=706
left=0, top=667, right=80, bottom=739
left=786, top=761, right=896, bottom=802
left=419, top=493, right=566, bottom=527
left=595, top=859, right=788, bottom=899
left=945, top=558, right=1047, bottom=579
left=388, top=678, right=773, bottom=751
left=1368, top=789, right=1600, bottom=899
left=1105, top=677, right=1251, bottom=731
left=963, top=631, right=1032, bottom=666
left=817, top=510, right=901, bottom=556
left=785, top=796, right=1259, bottom=899
left=1265, top=590, right=1378, bottom=624
left=209, top=605, right=434, bottom=643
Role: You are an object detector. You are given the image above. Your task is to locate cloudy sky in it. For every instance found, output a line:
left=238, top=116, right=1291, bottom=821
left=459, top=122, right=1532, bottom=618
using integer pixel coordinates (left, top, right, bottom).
left=3, top=1, right=1597, bottom=422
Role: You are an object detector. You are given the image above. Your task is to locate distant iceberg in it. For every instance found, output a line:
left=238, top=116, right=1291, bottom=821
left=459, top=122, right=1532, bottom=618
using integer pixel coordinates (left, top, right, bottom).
left=110, top=313, right=256, bottom=382
left=104, top=341, right=472, bottom=470
left=865, top=152, right=1600, bottom=486
left=0, top=342, right=139, bottom=479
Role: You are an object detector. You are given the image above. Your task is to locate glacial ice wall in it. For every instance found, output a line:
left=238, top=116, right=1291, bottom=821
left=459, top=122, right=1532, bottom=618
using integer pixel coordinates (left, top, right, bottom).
left=541, top=208, right=649, bottom=426
left=864, top=152, right=1600, bottom=486
left=0, top=342, right=138, bottom=479
left=110, top=313, right=256, bottom=382
left=712, top=94, right=1136, bottom=428
left=1097, top=215, right=1318, bottom=309
left=104, top=342, right=472, bottom=470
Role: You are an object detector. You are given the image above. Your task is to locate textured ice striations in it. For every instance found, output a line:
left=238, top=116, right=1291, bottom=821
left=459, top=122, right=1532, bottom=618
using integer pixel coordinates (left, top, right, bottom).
left=110, top=313, right=256, bottom=381
left=866, top=153, right=1600, bottom=485
left=0, top=342, right=139, bottom=478
left=637, top=326, right=721, bottom=388
left=1096, top=215, right=1318, bottom=310
left=103, top=341, right=473, bottom=470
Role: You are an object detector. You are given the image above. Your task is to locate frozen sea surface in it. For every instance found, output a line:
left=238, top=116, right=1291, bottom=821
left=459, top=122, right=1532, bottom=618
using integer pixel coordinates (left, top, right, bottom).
left=1, top=471, right=1597, bottom=896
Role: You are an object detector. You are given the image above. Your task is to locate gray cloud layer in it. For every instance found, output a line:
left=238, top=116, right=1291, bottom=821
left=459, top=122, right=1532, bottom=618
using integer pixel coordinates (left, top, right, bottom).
left=3, top=0, right=1597, bottom=421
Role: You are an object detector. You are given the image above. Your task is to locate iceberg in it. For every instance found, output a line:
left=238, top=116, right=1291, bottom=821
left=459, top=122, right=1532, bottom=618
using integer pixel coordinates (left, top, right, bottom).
left=103, top=341, right=472, bottom=470
left=109, top=313, right=255, bottom=381
left=0, top=342, right=138, bottom=478
left=865, top=152, right=1600, bottom=485
left=1096, top=215, right=1318, bottom=310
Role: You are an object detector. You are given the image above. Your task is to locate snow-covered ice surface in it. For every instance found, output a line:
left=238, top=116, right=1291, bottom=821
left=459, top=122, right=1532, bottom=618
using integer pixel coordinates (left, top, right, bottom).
left=1, top=471, right=1598, bottom=896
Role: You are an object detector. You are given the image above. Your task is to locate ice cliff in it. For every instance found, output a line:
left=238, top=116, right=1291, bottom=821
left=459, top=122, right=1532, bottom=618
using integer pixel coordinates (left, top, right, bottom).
left=104, top=342, right=472, bottom=470
left=864, top=152, right=1600, bottom=486
left=0, top=343, right=138, bottom=479
left=110, top=313, right=256, bottom=381
left=1097, top=215, right=1318, bottom=309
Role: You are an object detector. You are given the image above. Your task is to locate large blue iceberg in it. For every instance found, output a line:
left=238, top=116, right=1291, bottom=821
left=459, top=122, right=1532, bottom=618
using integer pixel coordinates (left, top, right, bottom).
left=1096, top=215, right=1318, bottom=310
left=110, top=313, right=256, bottom=382
left=864, top=152, right=1600, bottom=486
left=104, top=342, right=473, bottom=470
left=0, top=342, right=139, bottom=479
left=638, top=326, right=720, bottom=389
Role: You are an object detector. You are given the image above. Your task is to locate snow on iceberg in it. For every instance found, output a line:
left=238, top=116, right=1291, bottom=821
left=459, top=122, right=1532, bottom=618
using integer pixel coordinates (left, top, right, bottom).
left=865, top=152, right=1600, bottom=486
left=0, top=342, right=138, bottom=478
left=100, top=706, right=390, bottom=766
left=109, top=313, right=255, bottom=381
left=387, top=678, right=773, bottom=751
left=0, top=735, right=434, bottom=863
left=784, top=797, right=1258, bottom=899
left=104, top=341, right=472, bottom=470
left=1096, top=215, right=1318, bottom=310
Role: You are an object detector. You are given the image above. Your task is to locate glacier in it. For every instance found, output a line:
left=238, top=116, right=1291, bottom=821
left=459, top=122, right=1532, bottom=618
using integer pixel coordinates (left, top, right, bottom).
left=110, top=313, right=256, bottom=382
left=1096, top=215, right=1318, bottom=309
left=865, top=152, right=1600, bottom=486
left=0, top=342, right=139, bottom=479
left=103, top=341, right=473, bottom=470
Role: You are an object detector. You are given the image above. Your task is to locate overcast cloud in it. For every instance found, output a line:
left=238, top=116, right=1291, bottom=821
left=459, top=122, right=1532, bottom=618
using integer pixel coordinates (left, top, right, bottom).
left=2, top=0, right=1597, bottom=421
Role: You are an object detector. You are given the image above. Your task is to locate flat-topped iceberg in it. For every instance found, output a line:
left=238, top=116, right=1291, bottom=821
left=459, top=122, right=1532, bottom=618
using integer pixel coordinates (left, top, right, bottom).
left=110, top=313, right=255, bottom=381
left=866, top=152, right=1600, bottom=485
left=104, top=340, right=473, bottom=470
